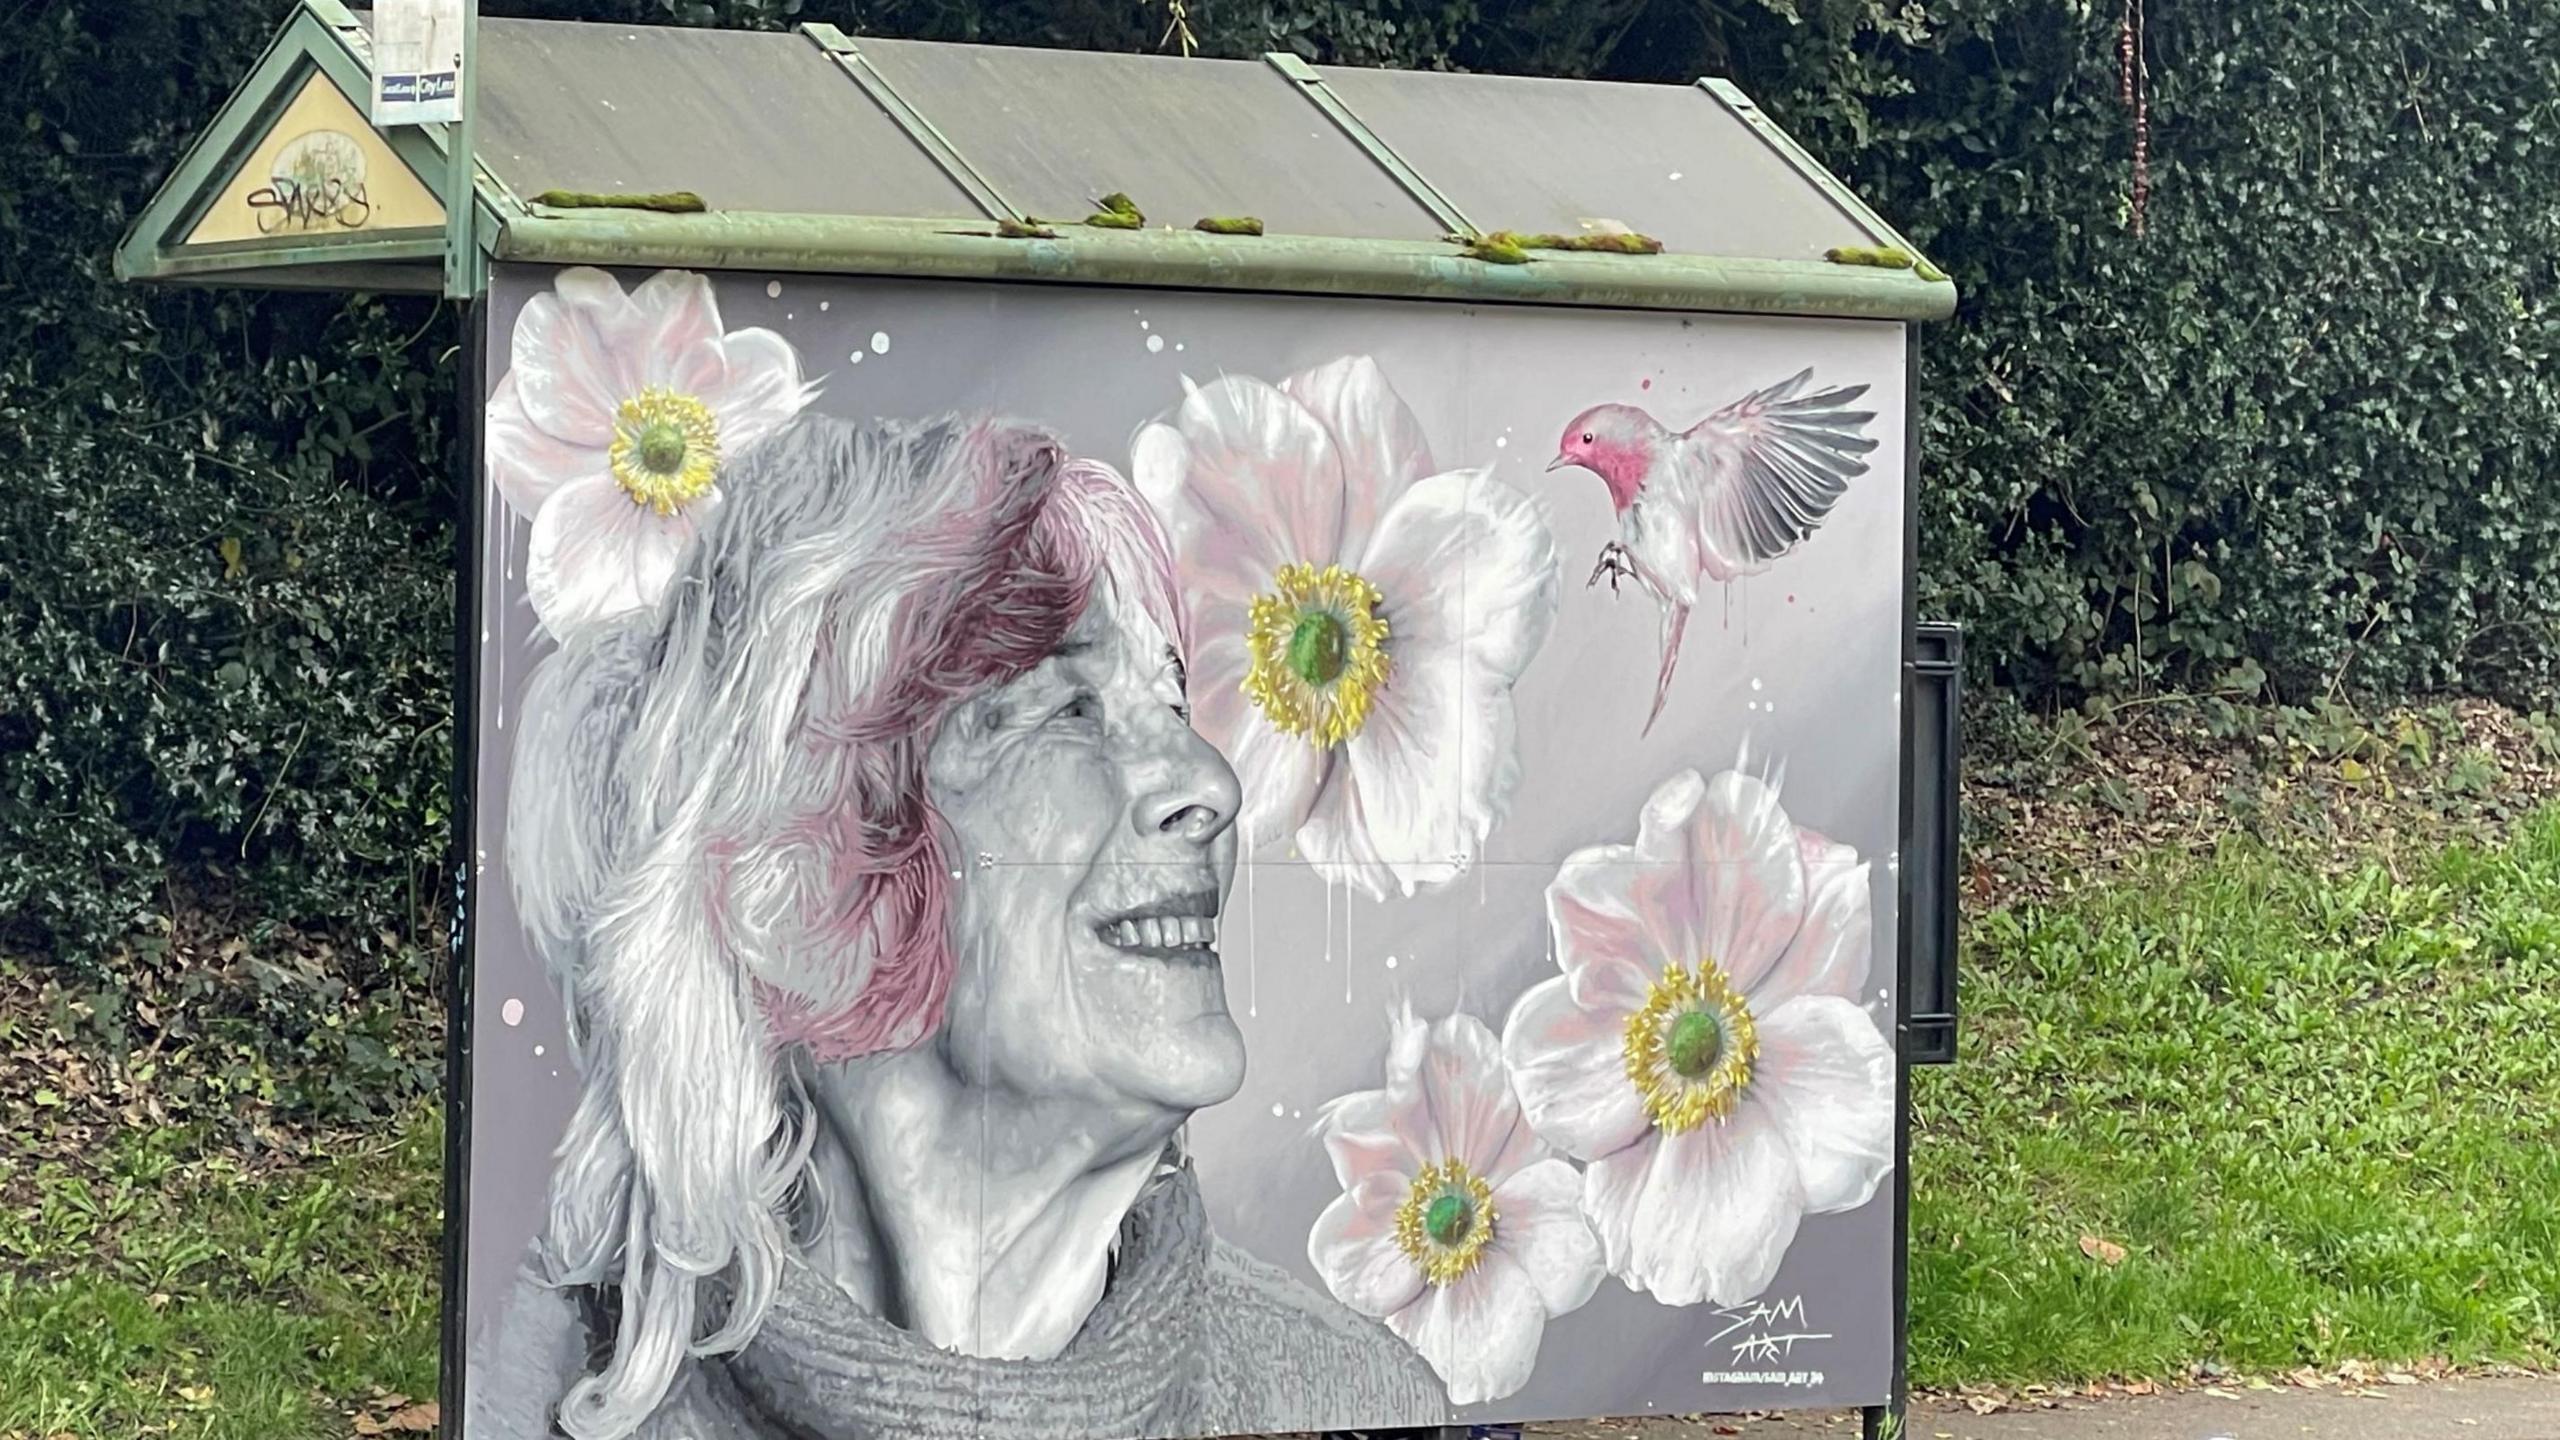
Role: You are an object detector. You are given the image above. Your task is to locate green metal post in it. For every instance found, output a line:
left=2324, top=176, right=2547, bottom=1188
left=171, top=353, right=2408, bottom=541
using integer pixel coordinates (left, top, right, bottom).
left=443, top=0, right=477, bottom=298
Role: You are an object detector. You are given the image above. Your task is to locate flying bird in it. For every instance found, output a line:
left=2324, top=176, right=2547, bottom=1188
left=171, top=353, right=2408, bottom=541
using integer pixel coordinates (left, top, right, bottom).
left=1548, top=369, right=1878, bottom=734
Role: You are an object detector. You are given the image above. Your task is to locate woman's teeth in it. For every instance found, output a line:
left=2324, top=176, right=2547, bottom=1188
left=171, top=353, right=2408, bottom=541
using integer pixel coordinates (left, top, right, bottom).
left=1104, top=915, right=1220, bottom=952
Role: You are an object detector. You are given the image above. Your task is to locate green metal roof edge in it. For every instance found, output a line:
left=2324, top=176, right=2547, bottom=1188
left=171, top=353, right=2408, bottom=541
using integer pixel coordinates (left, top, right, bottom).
left=493, top=210, right=1956, bottom=321
left=1698, top=78, right=1956, bottom=300
left=116, top=0, right=515, bottom=288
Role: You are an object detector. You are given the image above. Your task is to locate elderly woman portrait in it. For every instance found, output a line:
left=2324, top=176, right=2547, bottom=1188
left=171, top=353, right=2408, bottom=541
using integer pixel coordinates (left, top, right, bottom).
left=469, top=412, right=1445, bottom=1440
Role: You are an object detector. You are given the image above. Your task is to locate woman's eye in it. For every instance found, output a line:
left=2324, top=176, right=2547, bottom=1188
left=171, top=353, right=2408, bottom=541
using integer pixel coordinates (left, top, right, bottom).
left=1053, top=693, right=1103, bottom=726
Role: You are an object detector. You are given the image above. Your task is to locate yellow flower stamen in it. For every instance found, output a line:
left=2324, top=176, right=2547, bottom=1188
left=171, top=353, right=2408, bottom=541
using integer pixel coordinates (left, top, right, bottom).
left=607, top=387, right=720, bottom=516
left=1243, top=562, right=1391, bottom=749
left=1392, top=1158, right=1497, bottom=1287
left=1622, top=960, right=1759, bottom=1135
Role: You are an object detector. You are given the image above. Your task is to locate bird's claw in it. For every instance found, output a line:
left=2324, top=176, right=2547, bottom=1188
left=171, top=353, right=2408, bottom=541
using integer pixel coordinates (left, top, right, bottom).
left=1586, top=543, right=1634, bottom=594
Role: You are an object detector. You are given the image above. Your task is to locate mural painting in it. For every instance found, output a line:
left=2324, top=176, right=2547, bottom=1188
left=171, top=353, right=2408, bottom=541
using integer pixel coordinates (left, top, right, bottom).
left=460, top=264, right=1909, bottom=1439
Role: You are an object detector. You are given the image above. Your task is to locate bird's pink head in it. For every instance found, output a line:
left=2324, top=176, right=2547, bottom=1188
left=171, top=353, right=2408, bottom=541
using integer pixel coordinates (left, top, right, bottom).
left=1547, top=403, right=1659, bottom=512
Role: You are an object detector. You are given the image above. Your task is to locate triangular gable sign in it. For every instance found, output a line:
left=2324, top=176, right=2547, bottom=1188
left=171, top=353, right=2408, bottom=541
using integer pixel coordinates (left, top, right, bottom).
left=183, top=69, right=444, bottom=247
left=115, top=2, right=475, bottom=289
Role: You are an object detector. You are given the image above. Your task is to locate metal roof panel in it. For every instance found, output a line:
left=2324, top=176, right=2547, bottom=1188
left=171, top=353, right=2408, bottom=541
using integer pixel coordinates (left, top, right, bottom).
left=1312, top=66, right=1880, bottom=261
left=461, top=18, right=980, bottom=219
left=851, top=38, right=1445, bottom=240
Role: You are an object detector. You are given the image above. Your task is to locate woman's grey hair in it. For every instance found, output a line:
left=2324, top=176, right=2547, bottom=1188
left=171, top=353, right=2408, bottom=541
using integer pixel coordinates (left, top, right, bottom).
left=504, top=412, right=1185, bottom=1440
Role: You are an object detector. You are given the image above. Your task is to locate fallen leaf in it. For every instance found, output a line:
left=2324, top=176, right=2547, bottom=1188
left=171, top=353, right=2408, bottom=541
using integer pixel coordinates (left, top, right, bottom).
left=1965, top=1394, right=2006, bottom=1415
left=2383, top=1372, right=2419, bottom=1386
left=2078, top=1233, right=2128, bottom=1266
left=387, top=1404, right=438, bottom=1432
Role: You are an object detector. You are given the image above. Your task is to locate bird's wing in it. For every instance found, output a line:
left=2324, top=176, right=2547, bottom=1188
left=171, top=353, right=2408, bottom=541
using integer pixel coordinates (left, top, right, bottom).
left=1679, top=368, right=1880, bottom=577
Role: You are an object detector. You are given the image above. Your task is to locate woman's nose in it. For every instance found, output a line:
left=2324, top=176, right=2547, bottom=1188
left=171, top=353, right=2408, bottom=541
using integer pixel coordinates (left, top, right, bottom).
left=1140, top=720, right=1242, bottom=846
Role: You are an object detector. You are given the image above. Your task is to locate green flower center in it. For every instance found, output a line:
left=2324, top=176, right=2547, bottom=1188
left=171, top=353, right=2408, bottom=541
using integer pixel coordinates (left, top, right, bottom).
left=1667, top=1009, right=1724, bottom=1078
left=1287, top=611, right=1349, bottom=687
left=1424, top=1192, right=1472, bottom=1247
left=636, top=419, right=690, bottom=476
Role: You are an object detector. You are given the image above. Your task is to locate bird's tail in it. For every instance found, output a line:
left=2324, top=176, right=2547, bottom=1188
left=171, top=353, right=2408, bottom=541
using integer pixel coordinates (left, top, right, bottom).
left=1643, top=601, right=1691, bottom=736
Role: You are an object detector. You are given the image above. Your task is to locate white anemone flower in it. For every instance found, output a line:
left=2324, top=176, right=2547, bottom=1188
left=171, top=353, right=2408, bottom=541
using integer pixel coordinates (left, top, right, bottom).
left=1131, top=356, right=1559, bottom=900
left=485, top=266, right=814, bottom=638
left=1309, top=1005, right=1604, bottom=1406
left=1501, top=768, right=1894, bottom=1308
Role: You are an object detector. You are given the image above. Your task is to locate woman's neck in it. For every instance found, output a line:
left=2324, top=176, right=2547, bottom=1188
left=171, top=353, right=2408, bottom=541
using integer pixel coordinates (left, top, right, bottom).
left=798, top=1048, right=1178, bottom=1360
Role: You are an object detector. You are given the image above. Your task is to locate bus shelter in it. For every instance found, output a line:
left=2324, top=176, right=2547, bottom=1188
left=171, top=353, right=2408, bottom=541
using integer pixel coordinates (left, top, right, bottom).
left=121, top=6, right=1963, bottom=1435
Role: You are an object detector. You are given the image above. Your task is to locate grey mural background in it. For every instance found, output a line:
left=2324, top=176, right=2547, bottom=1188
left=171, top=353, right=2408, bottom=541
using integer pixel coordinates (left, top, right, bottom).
left=465, top=266, right=1910, bottom=1424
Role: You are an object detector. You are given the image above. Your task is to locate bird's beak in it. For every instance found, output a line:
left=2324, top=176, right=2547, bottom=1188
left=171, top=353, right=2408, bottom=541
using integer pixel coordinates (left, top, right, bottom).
left=1545, top=454, right=1571, bottom=473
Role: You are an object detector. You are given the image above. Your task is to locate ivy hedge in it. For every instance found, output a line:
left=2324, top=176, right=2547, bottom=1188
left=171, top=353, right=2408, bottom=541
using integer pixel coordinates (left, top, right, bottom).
left=5, top=0, right=2556, bottom=968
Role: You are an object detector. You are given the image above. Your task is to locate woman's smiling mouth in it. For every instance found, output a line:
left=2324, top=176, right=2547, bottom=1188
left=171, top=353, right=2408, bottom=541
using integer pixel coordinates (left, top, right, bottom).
left=1095, top=891, right=1223, bottom=960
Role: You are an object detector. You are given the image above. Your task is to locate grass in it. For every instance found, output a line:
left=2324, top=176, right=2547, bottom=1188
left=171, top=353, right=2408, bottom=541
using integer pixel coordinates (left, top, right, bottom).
left=0, top=1106, right=442, bottom=1439
left=1910, top=803, right=2560, bottom=1386
left=8, top=798, right=2560, bottom=1432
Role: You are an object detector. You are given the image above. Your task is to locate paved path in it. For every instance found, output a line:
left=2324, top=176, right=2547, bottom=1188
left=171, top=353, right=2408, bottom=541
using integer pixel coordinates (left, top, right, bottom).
left=1523, top=1374, right=2560, bottom=1439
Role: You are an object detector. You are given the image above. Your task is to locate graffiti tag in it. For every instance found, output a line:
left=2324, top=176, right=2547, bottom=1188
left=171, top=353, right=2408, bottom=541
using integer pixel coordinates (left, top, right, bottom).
left=245, top=130, right=374, bottom=235
left=1707, top=1295, right=1834, bottom=1367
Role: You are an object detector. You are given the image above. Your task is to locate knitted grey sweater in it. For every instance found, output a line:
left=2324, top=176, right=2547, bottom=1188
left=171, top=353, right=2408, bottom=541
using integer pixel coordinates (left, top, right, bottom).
left=467, top=1168, right=1446, bottom=1439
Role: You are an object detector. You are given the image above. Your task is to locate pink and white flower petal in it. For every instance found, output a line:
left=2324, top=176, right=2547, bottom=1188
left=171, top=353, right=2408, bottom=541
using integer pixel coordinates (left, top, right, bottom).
left=1386, top=1249, right=1549, bottom=1407
left=1356, top=468, right=1560, bottom=844
left=1751, top=831, right=1873, bottom=1005
left=1132, top=375, right=1349, bottom=597
left=484, top=371, right=605, bottom=520
left=1312, top=1068, right=1434, bottom=1195
left=1183, top=627, right=1328, bottom=849
left=1413, top=1011, right=1541, bottom=1185
left=1588, top=1108, right=1806, bottom=1307
left=1278, top=355, right=1437, bottom=563
left=507, top=267, right=651, bottom=444
left=697, top=326, right=815, bottom=456
left=525, top=474, right=717, bottom=638
left=1629, top=769, right=1809, bottom=998
left=1749, top=994, right=1895, bottom=1214
left=1296, top=763, right=1433, bottom=903
left=1308, top=1171, right=1427, bottom=1320
left=1501, top=976, right=1649, bottom=1162
left=1545, top=844, right=1668, bottom=1018
left=1327, top=469, right=1557, bottom=899
left=1488, top=1156, right=1605, bottom=1318
left=625, top=269, right=730, bottom=388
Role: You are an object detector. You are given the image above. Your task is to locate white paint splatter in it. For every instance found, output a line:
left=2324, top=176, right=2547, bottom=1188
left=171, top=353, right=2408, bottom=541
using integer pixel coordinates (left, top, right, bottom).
left=1271, top=1102, right=1285, bottom=1117
left=1494, top=436, right=1508, bottom=448
left=785, top=312, right=795, bottom=321
left=1174, top=342, right=1185, bottom=352
left=502, top=998, right=524, bottom=1027
left=1668, top=171, right=1685, bottom=181
left=850, top=351, right=865, bottom=365
left=765, top=280, right=782, bottom=298
left=870, top=331, right=891, bottom=355
left=1140, top=320, right=1151, bottom=331
left=819, top=300, right=831, bottom=311
left=1385, top=954, right=1399, bottom=970
left=1146, top=334, right=1165, bottom=354
left=1751, top=676, right=1764, bottom=691
left=533, top=1045, right=545, bottom=1057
